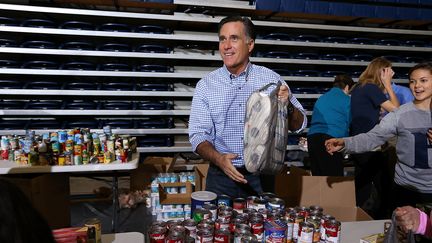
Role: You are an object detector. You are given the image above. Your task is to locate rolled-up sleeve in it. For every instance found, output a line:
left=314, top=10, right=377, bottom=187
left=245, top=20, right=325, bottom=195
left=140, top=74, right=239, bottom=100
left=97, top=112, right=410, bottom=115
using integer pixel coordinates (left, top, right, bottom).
left=189, top=81, right=215, bottom=152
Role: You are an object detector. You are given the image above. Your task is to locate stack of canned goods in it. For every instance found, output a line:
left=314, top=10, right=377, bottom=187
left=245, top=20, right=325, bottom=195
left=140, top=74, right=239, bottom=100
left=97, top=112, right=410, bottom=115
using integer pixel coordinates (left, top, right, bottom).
left=0, top=126, right=137, bottom=166
left=151, top=172, right=196, bottom=194
left=148, top=192, right=341, bottom=243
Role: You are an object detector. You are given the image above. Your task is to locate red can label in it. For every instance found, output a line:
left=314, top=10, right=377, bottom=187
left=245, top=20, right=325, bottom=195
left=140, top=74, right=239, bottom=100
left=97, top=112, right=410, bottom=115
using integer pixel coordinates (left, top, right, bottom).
left=149, top=233, right=165, bottom=243
left=325, top=220, right=340, bottom=243
left=251, top=222, right=264, bottom=241
left=233, top=198, right=246, bottom=213
left=214, top=229, right=230, bottom=243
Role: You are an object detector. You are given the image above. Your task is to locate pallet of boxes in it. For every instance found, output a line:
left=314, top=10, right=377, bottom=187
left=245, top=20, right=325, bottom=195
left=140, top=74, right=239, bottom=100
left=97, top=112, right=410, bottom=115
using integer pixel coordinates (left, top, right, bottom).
left=130, top=155, right=209, bottom=221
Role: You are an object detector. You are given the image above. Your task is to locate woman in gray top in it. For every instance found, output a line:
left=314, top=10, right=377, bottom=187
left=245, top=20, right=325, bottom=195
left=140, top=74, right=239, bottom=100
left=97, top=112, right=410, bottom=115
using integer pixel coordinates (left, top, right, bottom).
left=325, top=62, right=432, bottom=213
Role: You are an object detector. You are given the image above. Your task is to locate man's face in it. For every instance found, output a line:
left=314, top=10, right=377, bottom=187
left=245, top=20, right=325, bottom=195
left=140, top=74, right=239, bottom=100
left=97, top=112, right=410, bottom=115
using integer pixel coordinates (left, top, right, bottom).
left=218, top=21, right=254, bottom=76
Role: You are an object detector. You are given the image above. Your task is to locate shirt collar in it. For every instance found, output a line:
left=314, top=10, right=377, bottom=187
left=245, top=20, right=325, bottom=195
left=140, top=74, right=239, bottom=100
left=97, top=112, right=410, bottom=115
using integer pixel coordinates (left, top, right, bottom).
left=222, top=62, right=252, bottom=80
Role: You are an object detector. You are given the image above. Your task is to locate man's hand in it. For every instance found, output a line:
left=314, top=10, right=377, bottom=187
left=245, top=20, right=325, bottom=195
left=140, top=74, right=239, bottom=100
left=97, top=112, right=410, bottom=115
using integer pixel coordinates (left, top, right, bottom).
left=278, top=85, right=289, bottom=102
left=324, top=138, right=345, bottom=155
left=395, top=206, right=420, bottom=233
left=216, top=153, right=247, bottom=184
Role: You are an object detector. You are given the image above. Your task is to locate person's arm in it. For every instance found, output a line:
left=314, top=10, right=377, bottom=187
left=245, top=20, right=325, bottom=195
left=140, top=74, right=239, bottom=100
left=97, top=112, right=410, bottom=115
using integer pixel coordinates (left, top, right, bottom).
left=395, top=206, right=432, bottom=238
left=381, top=67, right=400, bottom=112
left=195, top=141, right=246, bottom=183
left=278, top=85, right=307, bottom=132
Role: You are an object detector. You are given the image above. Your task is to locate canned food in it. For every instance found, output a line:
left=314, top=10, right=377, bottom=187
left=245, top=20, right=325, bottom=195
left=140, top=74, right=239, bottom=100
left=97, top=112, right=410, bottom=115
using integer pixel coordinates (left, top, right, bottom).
left=203, top=204, right=218, bottom=221
left=285, top=217, right=294, bottom=243
left=218, top=208, right=233, bottom=221
left=324, top=219, right=341, bottom=243
left=257, top=208, right=269, bottom=220
left=243, top=208, right=257, bottom=216
left=259, top=192, right=276, bottom=201
left=298, top=222, right=314, bottom=243
left=193, top=207, right=212, bottom=223
left=215, top=217, right=230, bottom=230
left=320, top=215, right=335, bottom=241
left=267, top=198, right=285, bottom=211
left=295, top=206, right=310, bottom=219
left=252, top=197, right=267, bottom=210
left=182, top=219, right=197, bottom=239
left=309, top=205, right=323, bottom=213
left=249, top=215, right=264, bottom=241
left=217, top=194, right=232, bottom=207
left=166, top=228, right=185, bottom=243
left=84, top=218, right=101, bottom=243
left=240, top=234, right=259, bottom=243
left=229, top=217, right=245, bottom=234
left=264, top=219, right=287, bottom=243
left=234, top=223, right=252, bottom=243
left=214, top=228, right=231, bottom=243
left=196, top=229, right=213, bottom=242
left=293, top=212, right=305, bottom=241
left=148, top=225, right=166, bottom=243
left=233, top=198, right=247, bottom=213
left=247, top=196, right=257, bottom=209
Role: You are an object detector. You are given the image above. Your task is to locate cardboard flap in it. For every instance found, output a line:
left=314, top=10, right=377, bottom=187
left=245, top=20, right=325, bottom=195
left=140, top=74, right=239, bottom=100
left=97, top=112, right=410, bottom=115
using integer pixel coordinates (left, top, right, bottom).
left=159, top=182, right=192, bottom=205
left=300, top=176, right=356, bottom=208
left=275, top=167, right=356, bottom=208
left=194, top=163, right=209, bottom=191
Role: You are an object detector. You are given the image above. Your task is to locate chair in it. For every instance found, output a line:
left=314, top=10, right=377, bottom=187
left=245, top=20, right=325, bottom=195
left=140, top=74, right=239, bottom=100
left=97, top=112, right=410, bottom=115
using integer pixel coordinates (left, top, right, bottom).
left=99, top=43, right=131, bottom=52
left=136, top=117, right=174, bottom=129
left=25, top=81, right=62, bottom=90
left=99, top=63, right=133, bottom=72
left=60, top=21, right=95, bottom=30
left=272, top=69, right=291, bottom=76
left=402, top=56, right=425, bottom=63
left=0, top=17, right=19, bottom=26
left=21, top=19, right=57, bottom=28
left=64, top=101, right=98, bottom=110
left=137, top=101, right=172, bottom=110
left=292, top=70, right=320, bottom=77
left=0, top=39, right=18, bottom=47
left=26, top=101, right=63, bottom=109
left=376, top=39, right=401, bottom=46
left=349, top=53, right=374, bottom=62
left=138, top=83, right=173, bottom=91
left=294, top=35, right=320, bottom=42
left=320, top=54, right=347, bottom=61
left=137, top=135, right=174, bottom=147
left=22, top=40, right=57, bottom=49
left=349, top=37, right=376, bottom=45
left=135, top=25, right=171, bottom=34
left=0, top=120, right=28, bottom=130
left=64, top=82, right=99, bottom=90
left=261, top=51, right=291, bottom=59
left=0, top=80, right=22, bottom=89
left=0, top=60, right=20, bottom=68
left=0, top=100, right=26, bottom=109
left=60, top=41, right=95, bottom=50
left=101, top=101, right=133, bottom=110
left=321, top=36, right=348, bottom=43
left=136, top=64, right=173, bottom=72
left=293, top=52, right=319, bottom=60
left=101, top=82, right=134, bottom=91
left=22, top=61, right=59, bottom=69
left=260, top=33, right=291, bottom=41
left=135, top=44, right=171, bottom=53
left=102, top=120, right=134, bottom=129
left=404, top=40, right=426, bottom=47
left=65, top=120, right=99, bottom=129
left=320, top=70, right=346, bottom=77
left=99, top=23, right=132, bottom=32
left=382, top=55, right=402, bottom=63
left=27, top=120, right=61, bottom=129
left=62, top=62, right=96, bottom=70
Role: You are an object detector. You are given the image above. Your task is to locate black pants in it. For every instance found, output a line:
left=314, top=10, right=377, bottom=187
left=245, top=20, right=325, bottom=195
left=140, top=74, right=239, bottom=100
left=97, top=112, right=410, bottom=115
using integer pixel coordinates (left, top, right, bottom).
left=307, top=133, right=344, bottom=176
left=391, top=182, right=432, bottom=210
left=352, top=151, right=391, bottom=219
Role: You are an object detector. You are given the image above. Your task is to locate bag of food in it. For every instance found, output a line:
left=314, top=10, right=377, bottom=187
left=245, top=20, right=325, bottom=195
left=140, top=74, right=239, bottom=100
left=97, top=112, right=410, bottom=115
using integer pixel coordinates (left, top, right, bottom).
left=243, top=82, right=289, bottom=174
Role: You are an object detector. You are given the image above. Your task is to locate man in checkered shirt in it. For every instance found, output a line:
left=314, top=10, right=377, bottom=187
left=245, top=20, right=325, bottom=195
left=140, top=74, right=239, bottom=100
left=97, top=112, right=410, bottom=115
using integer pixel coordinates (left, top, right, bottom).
left=189, top=16, right=307, bottom=198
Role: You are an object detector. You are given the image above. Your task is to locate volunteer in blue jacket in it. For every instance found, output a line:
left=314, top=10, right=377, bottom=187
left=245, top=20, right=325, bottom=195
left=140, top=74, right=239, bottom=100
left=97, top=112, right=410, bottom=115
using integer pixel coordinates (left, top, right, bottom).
left=307, top=74, right=355, bottom=176
left=189, top=16, right=307, bottom=198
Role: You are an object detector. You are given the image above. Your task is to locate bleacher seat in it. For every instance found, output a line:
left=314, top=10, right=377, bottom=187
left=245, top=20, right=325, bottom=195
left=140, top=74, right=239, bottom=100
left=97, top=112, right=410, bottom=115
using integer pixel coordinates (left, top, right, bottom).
left=294, top=34, right=320, bottom=42
left=136, top=118, right=174, bottom=129
left=0, top=100, right=26, bottom=109
left=0, top=80, right=22, bottom=89
left=22, top=40, right=57, bottom=49
left=64, top=100, right=98, bottom=110
left=320, top=70, right=346, bottom=77
left=349, top=37, right=376, bottom=45
left=272, top=69, right=291, bottom=76
left=27, top=120, right=61, bottom=129
left=65, top=120, right=99, bottom=129
left=26, top=101, right=63, bottom=109
left=138, top=83, right=173, bottom=91
left=260, top=33, right=291, bottom=41
left=137, top=101, right=172, bottom=110
left=101, top=101, right=133, bottom=110
left=21, top=19, right=57, bottom=28
left=62, top=62, right=96, bottom=70
left=293, top=52, right=319, bottom=60
left=136, top=64, right=173, bottom=72
left=382, top=55, right=403, bottom=63
left=261, top=51, right=291, bottom=58
left=101, top=82, right=135, bottom=91
left=99, top=23, right=132, bottom=32
left=64, top=82, right=99, bottom=90
left=99, top=43, right=131, bottom=52
left=292, top=70, right=320, bottom=77
left=103, top=120, right=134, bottom=129
left=320, top=54, right=348, bottom=61
left=135, top=25, right=172, bottom=34
left=0, top=60, right=20, bottom=68
left=321, top=36, right=348, bottom=43
left=137, top=135, right=174, bottom=147
left=99, top=63, right=133, bottom=71
left=404, top=40, right=426, bottom=47
left=349, top=53, right=374, bottom=62
left=136, top=44, right=171, bottom=53
left=26, top=81, right=61, bottom=90
left=60, top=41, right=95, bottom=50
left=0, top=39, right=18, bottom=47
left=60, top=21, right=95, bottom=30
left=376, top=39, right=401, bottom=46
left=22, top=61, right=59, bottom=69
left=0, top=120, right=28, bottom=130
left=0, top=17, right=19, bottom=26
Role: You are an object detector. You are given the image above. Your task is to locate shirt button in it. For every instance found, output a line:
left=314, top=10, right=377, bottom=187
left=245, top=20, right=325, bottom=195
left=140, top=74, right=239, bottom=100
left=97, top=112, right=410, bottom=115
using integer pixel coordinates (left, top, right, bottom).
left=239, top=120, right=242, bottom=123
left=239, top=104, right=241, bottom=107
left=238, top=87, right=241, bottom=90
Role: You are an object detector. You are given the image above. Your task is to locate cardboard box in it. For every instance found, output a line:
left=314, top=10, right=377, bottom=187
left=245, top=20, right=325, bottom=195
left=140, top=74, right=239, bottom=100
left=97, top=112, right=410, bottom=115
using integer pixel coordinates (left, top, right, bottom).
left=130, top=156, right=209, bottom=204
left=275, top=167, right=372, bottom=222
left=2, top=174, right=70, bottom=229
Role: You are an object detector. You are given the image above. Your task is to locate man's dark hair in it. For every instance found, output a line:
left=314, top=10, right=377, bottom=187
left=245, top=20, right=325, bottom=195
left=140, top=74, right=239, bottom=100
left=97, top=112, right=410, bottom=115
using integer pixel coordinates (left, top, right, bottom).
left=218, top=16, right=256, bottom=41
left=333, top=73, right=354, bottom=89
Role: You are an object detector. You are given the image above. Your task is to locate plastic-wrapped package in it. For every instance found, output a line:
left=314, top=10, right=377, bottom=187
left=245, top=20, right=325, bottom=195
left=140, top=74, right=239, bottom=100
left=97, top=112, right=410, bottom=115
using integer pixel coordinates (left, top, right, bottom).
left=244, top=82, right=289, bottom=175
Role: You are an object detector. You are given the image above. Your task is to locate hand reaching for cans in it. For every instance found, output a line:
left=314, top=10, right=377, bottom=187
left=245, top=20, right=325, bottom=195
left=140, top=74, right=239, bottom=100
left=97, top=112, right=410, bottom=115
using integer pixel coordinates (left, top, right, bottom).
left=217, top=153, right=247, bottom=184
left=395, top=206, right=420, bottom=233
left=324, top=138, right=345, bottom=155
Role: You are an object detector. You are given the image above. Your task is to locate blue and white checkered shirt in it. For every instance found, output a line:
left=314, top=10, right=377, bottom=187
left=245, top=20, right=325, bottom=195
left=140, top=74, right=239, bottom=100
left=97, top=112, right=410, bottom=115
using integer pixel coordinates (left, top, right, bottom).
left=189, top=63, right=307, bottom=167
